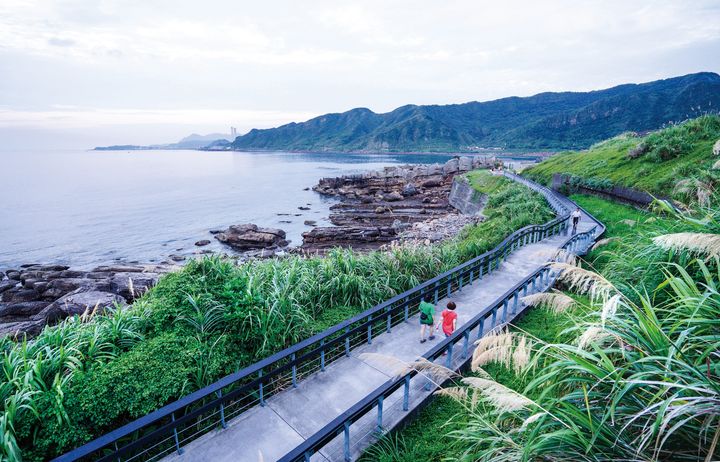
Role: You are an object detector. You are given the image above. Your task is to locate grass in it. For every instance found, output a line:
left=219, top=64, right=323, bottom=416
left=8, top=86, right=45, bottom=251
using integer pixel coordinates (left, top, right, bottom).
left=372, top=193, right=720, bottom=461
left=1, top=170, right=555, bottom=461
left=524, top=115, right=720, bottom=204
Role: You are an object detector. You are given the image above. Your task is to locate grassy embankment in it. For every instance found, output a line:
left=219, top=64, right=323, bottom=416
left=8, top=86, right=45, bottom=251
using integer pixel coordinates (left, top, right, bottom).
left=0, top=171, right=554, bottom=461
left=524, top=114, right=720, bottom=206
left=363, top=195, right=707, bottom=461
left=366, top=116, right=720, bottom=461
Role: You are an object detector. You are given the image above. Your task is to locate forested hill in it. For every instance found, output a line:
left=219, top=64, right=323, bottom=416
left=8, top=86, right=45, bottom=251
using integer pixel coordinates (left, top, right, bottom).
left=231, top=72, right=720, bottom=152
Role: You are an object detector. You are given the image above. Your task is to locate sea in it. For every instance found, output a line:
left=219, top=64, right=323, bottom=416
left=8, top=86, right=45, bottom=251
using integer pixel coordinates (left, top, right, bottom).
left=0, top=149, right=538, bottom=269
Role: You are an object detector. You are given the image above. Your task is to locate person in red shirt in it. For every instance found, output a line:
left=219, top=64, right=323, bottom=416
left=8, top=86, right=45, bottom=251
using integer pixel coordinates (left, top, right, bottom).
left=436, top=301, right=457, bottom=337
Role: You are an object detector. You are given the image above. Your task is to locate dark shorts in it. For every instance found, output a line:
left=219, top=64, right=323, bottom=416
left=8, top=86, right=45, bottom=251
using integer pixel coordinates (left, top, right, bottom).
left=420, top=318, right=433, bottom=326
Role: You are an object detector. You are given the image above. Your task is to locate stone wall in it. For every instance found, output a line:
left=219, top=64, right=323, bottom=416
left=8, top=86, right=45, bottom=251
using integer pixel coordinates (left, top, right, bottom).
left=449, top=176, right=486, bottom=215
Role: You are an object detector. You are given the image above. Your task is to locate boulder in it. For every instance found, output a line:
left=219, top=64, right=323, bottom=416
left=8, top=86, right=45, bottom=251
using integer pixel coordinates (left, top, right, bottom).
left=9, top=289, right=40, bottom=303
left=92, top=265, right=146, bottom=273
left=304, top=220, right=317, bottom=226
left=0, top=301, right=48, bottom=318
left=442, top=158, right=459, bottom=175
left=169, top=254, right=186, bottom=262
left=458, top=156, right=473, bottom=171
left=427, top=164, right=442, bottom=175
left=33, top=290, right=126, bottom=323
left=0, top=280, right=18, bottom=294
left=385, top=191, right=404, bottom=202
left=402, top=183, right=418, bottom=197
left=421, top=177, right=444, bottom=188
left=0, top=320, right=45, bottom=338
left=6, top=271, right=21, bottom=281
left=215, top=224, right=289, bottom=251
left=195, top=239, right=211, bottom=247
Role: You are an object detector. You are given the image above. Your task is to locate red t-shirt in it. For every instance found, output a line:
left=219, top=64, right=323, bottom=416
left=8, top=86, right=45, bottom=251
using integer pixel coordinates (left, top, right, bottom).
left=441, top=309, right=457, bottom=335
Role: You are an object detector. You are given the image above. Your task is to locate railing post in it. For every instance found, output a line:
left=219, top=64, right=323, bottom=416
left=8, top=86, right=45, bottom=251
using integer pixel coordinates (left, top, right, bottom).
left=292, top=353, right=297, bottom=388
left=447, top=279, right=452, bottom=297
left=171, top=412, right=183, bottom=455
left=377, top=396, right=384, bottom=432
left=345, top=327, right=350, bottom=357
left=404, top=297, right=409, bottom=322
left=522, top=282, right=528, bottom=297
left=462, top=331, right=470, bottom=358
left=259, top=369, right=265, bottom=406
left=513, top=291, right=519, bottom=314
left=478, top=316, right=485, bottom=340
left=216, top=390, right=227, bottom=429
left=446, top=342, right=454, bottom=368
left=387, top=307, right=392, bottom=333
left=491, top=307, right=497, bottom=327
left=434, top=283, right=439, bottom=304
left=320, top=339, right=326, bottom=372
left=403, top=376, right=410, bottom=411
left=501, top=299, right=509, bottom=323
left=532, top=276, right=537, bottom=293
left=344, top=421, right=351, bottom=462
left=367, top=315, right=372, bottom=344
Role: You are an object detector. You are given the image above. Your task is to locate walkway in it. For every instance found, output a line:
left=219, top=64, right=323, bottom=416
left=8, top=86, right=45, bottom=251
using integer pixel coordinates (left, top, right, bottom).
left=165, top=210, right=597, bottom=461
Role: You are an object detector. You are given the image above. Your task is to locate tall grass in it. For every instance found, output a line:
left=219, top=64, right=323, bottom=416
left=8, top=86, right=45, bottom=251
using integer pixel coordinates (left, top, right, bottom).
left=0, top=172, right=554, bottom=461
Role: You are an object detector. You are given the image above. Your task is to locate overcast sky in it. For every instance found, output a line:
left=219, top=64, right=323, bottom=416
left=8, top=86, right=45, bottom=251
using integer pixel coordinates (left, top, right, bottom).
left=1, top=0, right=719, bottom=149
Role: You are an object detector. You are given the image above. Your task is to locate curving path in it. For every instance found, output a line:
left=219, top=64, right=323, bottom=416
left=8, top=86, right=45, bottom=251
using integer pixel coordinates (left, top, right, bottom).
left=163, top=178, right=598, bottom=462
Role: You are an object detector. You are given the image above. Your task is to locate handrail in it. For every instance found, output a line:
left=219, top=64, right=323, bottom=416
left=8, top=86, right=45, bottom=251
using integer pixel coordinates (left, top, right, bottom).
left=278, top=173, right=606, bottom=462
left=52, top=172, right=577, bottom=462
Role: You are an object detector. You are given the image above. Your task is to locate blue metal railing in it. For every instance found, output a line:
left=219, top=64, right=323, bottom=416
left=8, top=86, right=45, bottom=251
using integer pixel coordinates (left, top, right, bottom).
left=52, top=173, right=584, bottom=462
left=278, top=174, right=606, bottom=462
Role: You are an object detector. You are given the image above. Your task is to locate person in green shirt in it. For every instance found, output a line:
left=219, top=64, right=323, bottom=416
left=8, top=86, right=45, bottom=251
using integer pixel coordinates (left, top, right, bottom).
left=418, top=299, right=436, bottom=343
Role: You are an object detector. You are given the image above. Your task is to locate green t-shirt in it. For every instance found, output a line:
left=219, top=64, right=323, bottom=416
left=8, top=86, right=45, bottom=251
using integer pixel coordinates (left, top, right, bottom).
left=419, top=301, right=435, bottom=325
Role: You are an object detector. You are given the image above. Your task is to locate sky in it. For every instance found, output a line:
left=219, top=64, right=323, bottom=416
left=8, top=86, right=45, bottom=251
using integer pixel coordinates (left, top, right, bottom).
left=1, top=0, right=719, bottom=149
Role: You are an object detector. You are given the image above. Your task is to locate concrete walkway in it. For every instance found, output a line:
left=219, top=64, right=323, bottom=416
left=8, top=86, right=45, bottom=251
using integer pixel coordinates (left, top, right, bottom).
left=163, top=205, right=596, bottom=462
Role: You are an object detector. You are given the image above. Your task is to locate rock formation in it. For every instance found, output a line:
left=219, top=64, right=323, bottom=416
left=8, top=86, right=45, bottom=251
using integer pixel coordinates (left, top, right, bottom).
left=215, top=224, right=289, bottom=252
left=301, top=156, right=495, bottom=253
left=0, top=264, right=170, bottom=338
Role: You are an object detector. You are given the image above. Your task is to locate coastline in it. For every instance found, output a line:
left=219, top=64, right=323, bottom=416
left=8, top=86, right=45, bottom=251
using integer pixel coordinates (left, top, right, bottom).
left=0, top=156, right=497, bottom=338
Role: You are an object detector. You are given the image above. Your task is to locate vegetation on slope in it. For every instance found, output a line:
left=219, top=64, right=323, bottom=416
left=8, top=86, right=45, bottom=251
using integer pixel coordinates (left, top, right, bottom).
left=370, top=195, right=720, bottom=461
left=0, top=172, right=554, bottom=461
left=231, top=73, right=720, bottom=152
left=524, top=115, right=720, bottom=206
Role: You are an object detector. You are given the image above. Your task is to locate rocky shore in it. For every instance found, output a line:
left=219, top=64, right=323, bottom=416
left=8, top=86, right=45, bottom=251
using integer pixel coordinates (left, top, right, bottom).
left=300, top=156, right=495, bottom=253
left=0, top=263, right=172, bottom=338
left=1, top=156, right=496, bottom=338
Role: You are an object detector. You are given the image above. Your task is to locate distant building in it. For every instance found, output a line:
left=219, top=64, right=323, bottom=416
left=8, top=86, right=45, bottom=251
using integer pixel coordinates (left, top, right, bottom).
left=230, top=127, right=237, bottom=139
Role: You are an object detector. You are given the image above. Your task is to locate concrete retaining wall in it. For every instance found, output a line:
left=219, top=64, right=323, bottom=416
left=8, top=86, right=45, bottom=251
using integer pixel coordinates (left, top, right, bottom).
left=449, top=177, right=486, bottom=215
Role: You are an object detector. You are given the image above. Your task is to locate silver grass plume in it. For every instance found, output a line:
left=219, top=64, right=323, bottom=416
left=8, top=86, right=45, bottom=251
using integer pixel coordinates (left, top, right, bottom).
left=653, top=233, right=720, bottom=257
left=522, top=291, right=576, bottom=314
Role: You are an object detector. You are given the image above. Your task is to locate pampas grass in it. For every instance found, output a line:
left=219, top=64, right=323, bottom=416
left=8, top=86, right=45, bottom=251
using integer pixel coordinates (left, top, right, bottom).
left=590, top=237, right=617, bottom=251
left=549, top=262, right=616, bottom=301
left=521, top=291, right=576, bottom=313
left=462, top=377, right=533, bottom=413
left=358, top=353, right=457, bottom=384
left=472, top=330, right=531, bottom=373
left=653, top=232, right=720, bottom=257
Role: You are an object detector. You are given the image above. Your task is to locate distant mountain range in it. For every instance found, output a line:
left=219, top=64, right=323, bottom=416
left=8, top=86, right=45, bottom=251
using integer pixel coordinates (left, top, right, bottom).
left=230, top=72, right=720, bottom=152
left=94, top=133, right=230, bottom=151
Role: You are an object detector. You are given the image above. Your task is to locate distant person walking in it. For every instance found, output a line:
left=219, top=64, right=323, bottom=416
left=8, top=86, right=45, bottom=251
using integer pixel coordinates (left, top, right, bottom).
left=436, top=301, right=458, bottom=338
left=571, top=208, right=582, bottom=234
left=418, top=299, right=436, bottom=343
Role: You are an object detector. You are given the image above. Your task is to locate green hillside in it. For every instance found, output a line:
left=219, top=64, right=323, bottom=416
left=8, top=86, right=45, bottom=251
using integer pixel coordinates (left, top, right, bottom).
left=524, top=115, right=720, bottom=205
left=231, top=72, right=720, bottom=152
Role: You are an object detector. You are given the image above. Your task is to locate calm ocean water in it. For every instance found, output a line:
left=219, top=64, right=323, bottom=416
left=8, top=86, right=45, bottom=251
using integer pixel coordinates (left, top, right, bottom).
left=0, top=149, right=458, bottom=269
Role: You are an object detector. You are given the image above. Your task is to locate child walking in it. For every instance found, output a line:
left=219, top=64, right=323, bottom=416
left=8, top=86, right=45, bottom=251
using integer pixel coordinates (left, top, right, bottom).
left=418, top=299, right=436, bottom=343
left=436, top=301, right=457, bottom=338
